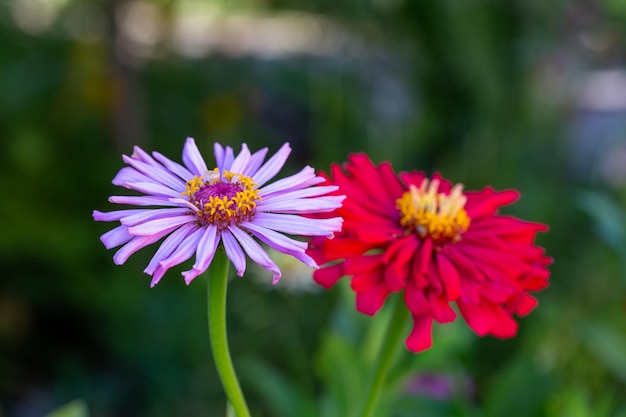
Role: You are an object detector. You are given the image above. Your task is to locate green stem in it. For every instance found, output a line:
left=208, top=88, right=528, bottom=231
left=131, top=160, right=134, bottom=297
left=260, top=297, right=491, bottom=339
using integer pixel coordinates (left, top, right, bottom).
left=356, top=295, right=409, bottom=417
left=207, top=249, right=251, bottom=417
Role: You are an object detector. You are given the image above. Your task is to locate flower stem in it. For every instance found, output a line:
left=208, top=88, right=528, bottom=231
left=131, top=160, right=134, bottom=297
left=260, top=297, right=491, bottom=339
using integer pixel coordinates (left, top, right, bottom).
left=207, top=249, right=251, bottom=417
left=356, top=295, right=409, bottom=417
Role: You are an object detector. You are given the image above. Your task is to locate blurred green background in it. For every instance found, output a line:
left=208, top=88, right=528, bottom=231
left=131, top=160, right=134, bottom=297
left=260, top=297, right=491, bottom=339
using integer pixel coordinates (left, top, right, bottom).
left=2, top=0, right=626, bottom=416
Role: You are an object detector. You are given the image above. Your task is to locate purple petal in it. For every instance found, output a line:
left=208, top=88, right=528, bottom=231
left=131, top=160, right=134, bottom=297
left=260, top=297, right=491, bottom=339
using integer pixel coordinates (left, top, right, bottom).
left=240, top=221, right=317, bottom=269
left=191, top=225, right=220, bottom=272
left=241, top=222, right=307, bottom=252
left=152, top=151, right=194, bottom=181
left=93, top=209, right=145, bottom=222
left=182, top=137, right=208, bottom=176
left=221, top=229, right=247, bottom=276
left=124, top=181, right=181, bottom=198
left=214, top=142, right=235, bottom=174
left=150, top=266, right=168, bottom=288
left=257, top=195, right=345, bottom=214
left=122, top=154, right=185, bottom=191
left=259, top=166, right=323, bottom=197
left=228, top=225, right=281, bottom=283
left=168, top=198, right=200, bottom=212
left=241, top=147, right=268, bottom=177
left=152, top=227, right=205, bottom=286
left=261, top=185, right=339, bottom=202
left=214, top=143, right=225, bottom=172
left=130, top=146, right=159, bottom=165
left=145, top=223, right=196, bottom=278
left=252, top=143, right=291, bottom=187
left=182, top=226, right=221, bottom=285
left=219, top=145, right=235, bottom=175
left=113, top=226, right=175, bottom=265
left=157, top=227, right=205, bottom=272
left=250, top=212, right=343, bottom=238
left=109, top=195, right=179, bottom=207
left=180, top=267, right=205, bottom=285
left=100, top=225, right=133, bottom=249
left=120, top=208, right=191, bottom=227
left=128, top=215, right=194, bottom=236
left=112, top=167, right=150, bottom=188
left=229, top=144, right=251, bottom=175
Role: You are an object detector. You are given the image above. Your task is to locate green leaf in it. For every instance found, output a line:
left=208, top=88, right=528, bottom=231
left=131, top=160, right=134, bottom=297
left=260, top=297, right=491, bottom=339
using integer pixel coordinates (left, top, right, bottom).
left=483, top=357, right=552, bottom=417
left=238, top=358, right=317, bottom=417
left=315, top=331, right=369, bottom=417
left=546, top=385, right=614, bottom=417
left=582, top=323, right=626, bottom=383
left=575, top=191, right=626, bottom=253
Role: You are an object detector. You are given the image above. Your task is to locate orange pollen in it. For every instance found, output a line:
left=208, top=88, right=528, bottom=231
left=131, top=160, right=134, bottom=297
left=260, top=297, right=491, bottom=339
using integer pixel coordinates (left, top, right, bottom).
left=181, top=168, right=262, bottom=229
left=396, top=179, right=470, bottom=243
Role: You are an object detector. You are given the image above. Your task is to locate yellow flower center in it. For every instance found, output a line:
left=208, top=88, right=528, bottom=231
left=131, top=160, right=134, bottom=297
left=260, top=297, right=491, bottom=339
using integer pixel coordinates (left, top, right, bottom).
left=181, top=168, right=262, bottom=229
left=396, top=179, right=470, bottom=243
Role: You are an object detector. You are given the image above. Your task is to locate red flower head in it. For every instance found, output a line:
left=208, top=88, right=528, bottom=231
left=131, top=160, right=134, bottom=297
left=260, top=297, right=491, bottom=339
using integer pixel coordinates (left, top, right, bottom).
left=308, top=155, right=551, bottom=352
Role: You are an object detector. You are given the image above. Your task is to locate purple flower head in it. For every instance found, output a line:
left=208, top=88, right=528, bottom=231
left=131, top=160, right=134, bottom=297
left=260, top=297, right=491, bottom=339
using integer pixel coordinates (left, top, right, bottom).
left=94, top=138, right=345, bottom=287
left=406, top=373, right=475, bottom=401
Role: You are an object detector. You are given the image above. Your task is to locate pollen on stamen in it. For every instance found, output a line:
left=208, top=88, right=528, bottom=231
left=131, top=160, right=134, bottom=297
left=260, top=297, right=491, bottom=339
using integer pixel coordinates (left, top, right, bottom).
left=182, top=169, right=262, bottom=230
left=396, top=179, right=471, bottom=244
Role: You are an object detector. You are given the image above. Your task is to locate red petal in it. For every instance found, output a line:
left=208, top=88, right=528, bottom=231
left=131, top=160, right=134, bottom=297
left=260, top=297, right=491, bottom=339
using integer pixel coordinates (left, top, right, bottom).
left=457, top=300, right=491, bottom=336
left=411, top=238, right=434, bottom=287
left=307, top=241, right=326, bottom=263
left=519, top=273, right=550, bottom=291
left=355, top=223, right=403, bottom=243
left=405, top=314, right=433, bottom=352
left=351, top=267, right=385, bottom=292
left=457, top=299, right=518, bottom=338
left=309, top=235, right=367, bottom=264
left=459, top=281, right=481, bottom=304
left=356, top=282, right=391, bottom=315
left=485, top=303, right=518, bottom=338
left=507, top=293, right=538, bottom=316
left=427, top=260, right=442, bottom=292
left=456, top=244, right=530, bottom=277
left=382, top=235, right=418, bottom=290
left=479, top=282, right=515, bottom=304
left=322, top=237, right=376, bottom=258
left=378, top=161, right=407, bottom=199
left=465, top=188, right=519, bottom=219
left=436, top=253, right=461, bottom=300
left=345, top=154, right=399, bottom=213
left=385, top=263, right=406, bottom=291
left=427, top=289, right=457, bottom=323
left=411, top=259, right=427, bottom=288
left=344, top=254, right=384, bottom=275
left=445, top=246, right=483, bottom=282
left=313, top=263, right=344, bottom=289
left=383, top=235, right=414, bottom=263
left=468, top=216, right=548, bottom=246
left=430, top=172, right=453, bottom=193
left=399, top=171, right=426, bottom=188
left=330, top=165, right=391, bottom=218
left=404, top=282, right=430, bottom=316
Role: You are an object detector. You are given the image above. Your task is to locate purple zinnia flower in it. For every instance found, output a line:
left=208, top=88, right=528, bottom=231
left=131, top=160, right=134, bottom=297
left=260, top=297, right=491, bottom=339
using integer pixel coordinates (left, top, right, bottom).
left=94, top=138, right=345, bottom=287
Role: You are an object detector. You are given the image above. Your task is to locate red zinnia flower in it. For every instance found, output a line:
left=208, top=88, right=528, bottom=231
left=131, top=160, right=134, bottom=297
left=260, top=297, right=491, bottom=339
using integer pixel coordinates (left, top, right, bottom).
left=308, top=155, right=551, bottom=352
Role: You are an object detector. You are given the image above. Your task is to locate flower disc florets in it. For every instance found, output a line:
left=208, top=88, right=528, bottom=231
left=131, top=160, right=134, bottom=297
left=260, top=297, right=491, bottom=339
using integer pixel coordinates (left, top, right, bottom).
left=182, top=168, right=262, bottom=230
left=396, top=178, right=470, bottom=245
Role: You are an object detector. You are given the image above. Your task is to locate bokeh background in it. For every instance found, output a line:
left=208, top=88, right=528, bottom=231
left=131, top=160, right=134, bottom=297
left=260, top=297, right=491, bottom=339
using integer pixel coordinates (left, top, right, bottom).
left=2, top=0, right=626, bottom=416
